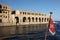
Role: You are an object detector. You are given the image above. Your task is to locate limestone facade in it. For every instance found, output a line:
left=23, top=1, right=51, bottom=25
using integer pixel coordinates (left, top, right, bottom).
left=0, top=4, right=50, bottom=26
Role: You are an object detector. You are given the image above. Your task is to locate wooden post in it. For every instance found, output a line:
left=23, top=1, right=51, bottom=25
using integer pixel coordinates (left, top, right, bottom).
left=44, top=12, right=52, bottom=40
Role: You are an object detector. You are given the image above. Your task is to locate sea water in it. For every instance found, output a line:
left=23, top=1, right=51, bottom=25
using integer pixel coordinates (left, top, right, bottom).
left=2, top=21, right=60, bottom=40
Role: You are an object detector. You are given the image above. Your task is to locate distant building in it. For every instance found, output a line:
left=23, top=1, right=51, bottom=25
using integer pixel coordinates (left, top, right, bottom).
left=0, top=4, right=12, bottom=26
left=0, top=4, right=49, bottom=26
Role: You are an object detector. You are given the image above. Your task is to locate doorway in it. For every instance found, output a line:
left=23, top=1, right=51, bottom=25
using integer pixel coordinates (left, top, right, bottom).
left=15, top=17, right=19, bottom=24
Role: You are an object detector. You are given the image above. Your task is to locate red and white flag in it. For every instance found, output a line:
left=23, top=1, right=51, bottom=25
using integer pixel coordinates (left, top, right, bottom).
left=49, top=18, right=55, bottom=35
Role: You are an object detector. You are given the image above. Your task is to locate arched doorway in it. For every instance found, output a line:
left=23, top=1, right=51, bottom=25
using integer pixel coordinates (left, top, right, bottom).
left=44, top=18, right=46, bottom=22
left=15, top=17, right=19, bottom=24
left=42, top=18, right=43, bottom=22
left=32, top=17, right=34, bottom=22
left=39, top=18, right=41, bottom=22
left=36, top=17, right=38, bottom=22
left=23, top=17, right=26, bottom=22
left=15, top=17, right=19, bottom=34
left=28, top=17, right=31, bottom=22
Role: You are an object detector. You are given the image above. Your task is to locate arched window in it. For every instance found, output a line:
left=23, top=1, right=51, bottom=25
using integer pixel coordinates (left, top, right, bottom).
left=23, top=12, right=24, bottom=14
left=42, top=18, right=43, bottom=22
left=28, top=17, right=31, bottom=22
left=0, top=10, right=2, bottom=13
left=0, top=5, right=2, bottom=8
left=39, top=18, right=41, bottom=22
left=36, top=17, right=38, bottom=22
left=23, top=17, right=26, bottom=22
left=0, top=19, right=2, bottom=23
left=44, top=18, right=46, bottom=22
left=32, top=17, right=34, bottom=22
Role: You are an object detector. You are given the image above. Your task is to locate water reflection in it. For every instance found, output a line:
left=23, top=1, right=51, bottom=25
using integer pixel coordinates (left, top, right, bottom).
left=1, top=23, right=60, bottom=40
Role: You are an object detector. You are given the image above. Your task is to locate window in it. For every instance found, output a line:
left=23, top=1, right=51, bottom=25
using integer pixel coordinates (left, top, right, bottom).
left=27, top=13, right=30, bottom=15
left=3, top=16, right=5, bottom=18
left=20, top=12, right=22, bottom=14
left=3, top=11, right=7, bottom=14
left=42, top=18, right=43, bottom=22
left=0, top=10, right=2, bottom=13
left=35, top=13, right=38, bottom=15
left=3, top=6, right=6, bottom=9
left=0, top=19, right=2, bottom=23
left=44, top=18, right=46, bottom=22
left=23, top=12, right=26, bottom=15
left=6, top=6, right=7, bottom=9
left=6, top=16, right=7, bottom=18
left=23, top=12, right=24, bottom=14
left=12, top=11, right=15, bottom=14
left=5, top=11, right=7, bottom=14
left=39, top=13, right=41, bottom=15
left=0, top=5, right=2, bottom=8
left=25, top=12, right=26, bottom=14
left=0, top=15, right=2, bottom=17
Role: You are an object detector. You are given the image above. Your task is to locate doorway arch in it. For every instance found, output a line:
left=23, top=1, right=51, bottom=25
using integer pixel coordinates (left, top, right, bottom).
left=15, top=17, right=19, bottom=24
left=23, top=17, right=26, bottom=22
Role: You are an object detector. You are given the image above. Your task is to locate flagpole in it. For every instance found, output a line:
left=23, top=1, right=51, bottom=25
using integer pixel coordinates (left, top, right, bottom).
left=44, top=12, right=52, bottom=40
left=50, top=12, right=52, bottom=18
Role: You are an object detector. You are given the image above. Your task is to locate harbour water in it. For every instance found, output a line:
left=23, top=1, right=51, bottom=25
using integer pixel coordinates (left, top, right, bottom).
left=0, top=21, right=60, bottom=40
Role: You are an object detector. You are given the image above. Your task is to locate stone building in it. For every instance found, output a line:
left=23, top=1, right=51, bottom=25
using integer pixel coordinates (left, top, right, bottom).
left=0, top=4, right=50, bottom=37
left=0, top=4, right=49, bottom=26
left=11, top=10, right=49, bottom=25
left=0, top=4, right=13, bottom=26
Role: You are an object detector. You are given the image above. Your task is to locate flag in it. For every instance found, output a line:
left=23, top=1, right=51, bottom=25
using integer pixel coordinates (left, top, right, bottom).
left=49, top=18, right=55, bottom=35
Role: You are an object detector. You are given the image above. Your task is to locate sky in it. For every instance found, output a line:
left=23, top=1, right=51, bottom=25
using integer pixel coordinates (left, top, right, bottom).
left=0, top=0, right=60, bottom=21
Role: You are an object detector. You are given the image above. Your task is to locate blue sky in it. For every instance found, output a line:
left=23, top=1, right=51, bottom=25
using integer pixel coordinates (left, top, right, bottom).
left=0, top=0, right=60, bottom=21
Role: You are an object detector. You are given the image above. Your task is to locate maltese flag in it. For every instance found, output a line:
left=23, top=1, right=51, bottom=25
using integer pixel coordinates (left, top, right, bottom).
left=49, top=18, right=55, bottom=35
